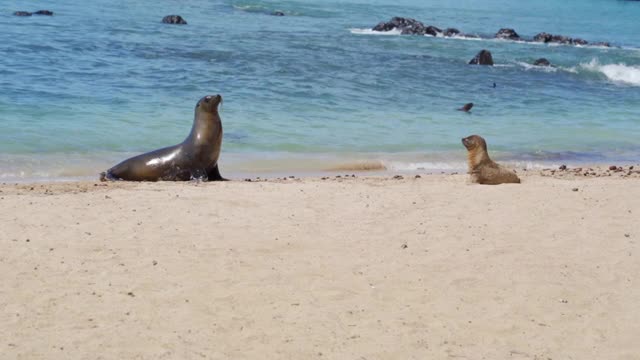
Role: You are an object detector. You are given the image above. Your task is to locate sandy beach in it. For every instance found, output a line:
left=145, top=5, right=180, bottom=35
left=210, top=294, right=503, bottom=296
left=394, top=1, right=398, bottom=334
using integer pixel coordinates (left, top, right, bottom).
left=1, top=170, right=639, bottom=359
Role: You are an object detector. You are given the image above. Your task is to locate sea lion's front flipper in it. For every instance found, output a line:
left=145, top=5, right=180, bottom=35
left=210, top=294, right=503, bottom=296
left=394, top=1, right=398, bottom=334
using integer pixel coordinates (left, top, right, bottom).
left=187, top=168, right=207, bottom=181
left=206, top=164, right=228, bottom=181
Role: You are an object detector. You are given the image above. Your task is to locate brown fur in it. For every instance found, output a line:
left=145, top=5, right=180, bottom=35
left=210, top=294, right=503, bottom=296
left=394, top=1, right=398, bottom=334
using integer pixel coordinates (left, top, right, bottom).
left=461, top=135, right=520, bottom=185
left=458, top=103, right=473, bottom=112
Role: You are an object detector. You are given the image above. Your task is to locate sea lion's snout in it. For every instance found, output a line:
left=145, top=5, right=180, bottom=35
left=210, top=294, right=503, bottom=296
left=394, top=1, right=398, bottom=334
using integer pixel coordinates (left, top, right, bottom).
left=462, top=135, right=486, bottom=151
left=197, top=94, right=222, bottom=110
left=204, top=94, right=222, bottom=104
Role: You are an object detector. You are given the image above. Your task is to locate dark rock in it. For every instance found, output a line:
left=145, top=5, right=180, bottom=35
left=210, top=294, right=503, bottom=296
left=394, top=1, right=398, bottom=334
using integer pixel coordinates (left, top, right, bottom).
left=533, top=58, right=551, bottom=66
left=534, top=32, right=609, bottom=47
left=533, top=32, right=553, bottom=43
left=425, top=25, right=442, bottom=36
left=14, top=11, right=32, bottom=16
left=444, top=28, right=460, bottom=37
left=162, top=15, right=187, bottom=25
left=573, top=38, right=588, bottom=46
left=372, top=18, right=441, bottom=36
left=469, top=50, right=494, bottom=65
left=551, top=34, right=573, bottom=44
left=559, top=165, right=567, bottom=170
left=609, top=165, right=618, bottom=171
left=373, top=17, right=426, bottom=35
left=400, top=27, right=423, bottom=35
left=495, top=28, right=520, bottom=40
left=272, top=11, right=285, bottom=16
left=373, top=17, right=418, bottom=31
left=34, top=10, right=54, bottom=16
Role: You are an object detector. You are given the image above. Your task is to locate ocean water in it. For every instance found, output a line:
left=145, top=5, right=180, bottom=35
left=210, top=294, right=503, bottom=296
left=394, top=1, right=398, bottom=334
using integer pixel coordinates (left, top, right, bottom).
left=1, top=0, right=639, bottom=181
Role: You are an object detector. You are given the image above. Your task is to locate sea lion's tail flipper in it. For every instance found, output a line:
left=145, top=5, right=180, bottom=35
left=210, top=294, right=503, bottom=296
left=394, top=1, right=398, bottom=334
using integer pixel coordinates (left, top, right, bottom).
left=207, top=164, right=228, bottom=181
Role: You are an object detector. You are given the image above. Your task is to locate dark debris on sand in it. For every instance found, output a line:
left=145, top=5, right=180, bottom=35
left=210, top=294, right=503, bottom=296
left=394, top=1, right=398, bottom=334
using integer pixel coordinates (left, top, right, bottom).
left=540, top=165, right=640, bottom=179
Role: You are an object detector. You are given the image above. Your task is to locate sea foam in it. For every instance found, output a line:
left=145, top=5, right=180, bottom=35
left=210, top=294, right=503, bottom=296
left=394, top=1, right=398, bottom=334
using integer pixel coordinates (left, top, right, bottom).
left=349, top=28, right=402, bottom=36
left=578, top=59, right=640, bottom=86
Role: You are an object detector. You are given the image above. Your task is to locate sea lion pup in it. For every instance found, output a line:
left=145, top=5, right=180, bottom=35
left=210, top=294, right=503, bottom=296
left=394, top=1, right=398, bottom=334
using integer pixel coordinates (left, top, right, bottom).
left=458, top=103, right=473, bottom=112
left=461, top=135, right=520, bottom=185
left=100, top=95, right=227, bottom=182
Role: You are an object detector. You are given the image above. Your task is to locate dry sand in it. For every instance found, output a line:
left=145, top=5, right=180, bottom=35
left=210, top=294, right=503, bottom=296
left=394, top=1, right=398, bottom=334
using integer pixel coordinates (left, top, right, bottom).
left=1, top=171, right=639, bottom=359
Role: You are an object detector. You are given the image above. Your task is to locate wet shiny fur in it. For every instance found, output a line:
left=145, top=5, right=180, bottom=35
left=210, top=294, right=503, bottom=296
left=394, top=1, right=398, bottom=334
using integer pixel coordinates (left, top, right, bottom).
left=100, top=95, right=226, bottom=181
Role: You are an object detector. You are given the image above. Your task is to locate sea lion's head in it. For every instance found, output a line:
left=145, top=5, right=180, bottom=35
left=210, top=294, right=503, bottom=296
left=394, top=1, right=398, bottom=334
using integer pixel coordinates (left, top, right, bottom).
left=461, top=135, right=487, bottom=152
left=462, top=135, right=491, bottom=168
left=458, top=103, right=473, bottom=112
left=196, top=94, right=222, bottom=113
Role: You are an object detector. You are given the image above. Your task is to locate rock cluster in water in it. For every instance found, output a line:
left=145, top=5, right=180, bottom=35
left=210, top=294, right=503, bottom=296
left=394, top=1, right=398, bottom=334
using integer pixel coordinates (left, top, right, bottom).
left=532, top=32, right=609, bottom=47
left=372, top=17, right=477, bottom=38
left=371, top=17, right=611, bottom=47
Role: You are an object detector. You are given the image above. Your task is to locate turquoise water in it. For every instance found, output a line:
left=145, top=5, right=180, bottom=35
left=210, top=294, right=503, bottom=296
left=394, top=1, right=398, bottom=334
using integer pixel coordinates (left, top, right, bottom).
left=1, top=0, right=639, bottom=180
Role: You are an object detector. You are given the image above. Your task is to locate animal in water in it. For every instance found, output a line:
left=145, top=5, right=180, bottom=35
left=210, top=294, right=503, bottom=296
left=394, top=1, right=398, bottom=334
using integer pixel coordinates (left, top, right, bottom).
left=162, top=15, right=187, bottom=24
left=458, top=103, right=473, bottom=112
left=461, top=135, right=520, bottom=185
left=100, top=95, right=226, bottom=182
left=533, top=58, right=551, bottom=66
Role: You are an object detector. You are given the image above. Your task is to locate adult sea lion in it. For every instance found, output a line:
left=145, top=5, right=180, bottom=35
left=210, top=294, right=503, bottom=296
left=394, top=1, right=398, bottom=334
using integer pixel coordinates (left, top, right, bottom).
left=100, top=95, right=226, bottom=182
left=461, top=135, right=520, bottom=185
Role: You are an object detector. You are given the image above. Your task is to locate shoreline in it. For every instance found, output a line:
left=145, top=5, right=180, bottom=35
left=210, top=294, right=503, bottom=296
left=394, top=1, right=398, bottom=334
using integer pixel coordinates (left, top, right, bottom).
left=0, top=151, right=638, bottom=183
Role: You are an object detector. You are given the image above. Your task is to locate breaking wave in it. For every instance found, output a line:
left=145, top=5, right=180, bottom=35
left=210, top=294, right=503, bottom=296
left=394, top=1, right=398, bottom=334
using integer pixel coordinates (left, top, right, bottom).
left=574, top=59, right=640, bottom=86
